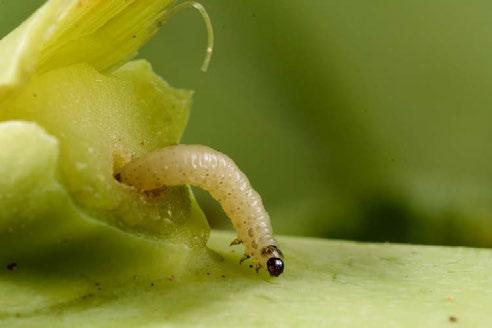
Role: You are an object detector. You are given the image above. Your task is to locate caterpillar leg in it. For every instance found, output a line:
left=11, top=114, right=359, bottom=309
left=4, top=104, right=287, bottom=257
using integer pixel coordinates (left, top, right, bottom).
left=230, top=238, right=243, bottom=246
left=117, top=144, right=284, bottom=277
left=239, top=255, right=250, bottom=264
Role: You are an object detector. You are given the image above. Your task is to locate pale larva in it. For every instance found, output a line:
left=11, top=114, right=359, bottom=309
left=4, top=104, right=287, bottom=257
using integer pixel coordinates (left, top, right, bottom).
left=116, top=144, right=284, bottom=277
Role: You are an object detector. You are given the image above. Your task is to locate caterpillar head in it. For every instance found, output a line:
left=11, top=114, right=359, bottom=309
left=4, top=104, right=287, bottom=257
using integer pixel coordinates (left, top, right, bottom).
left=261, top=245, right=284, bottom=277
left=266, top=257, right=284, bottom=277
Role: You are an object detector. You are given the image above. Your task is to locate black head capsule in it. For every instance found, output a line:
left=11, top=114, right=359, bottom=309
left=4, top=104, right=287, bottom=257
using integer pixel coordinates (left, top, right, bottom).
left=266, top=257, right=284, bottom=277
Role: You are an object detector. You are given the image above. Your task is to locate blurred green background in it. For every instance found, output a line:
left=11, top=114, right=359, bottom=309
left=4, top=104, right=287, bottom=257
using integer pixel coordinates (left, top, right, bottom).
left=2, top=0, right=492, bottom=247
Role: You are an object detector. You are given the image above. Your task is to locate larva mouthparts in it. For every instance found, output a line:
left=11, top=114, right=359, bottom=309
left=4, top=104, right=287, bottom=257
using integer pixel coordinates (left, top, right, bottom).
left=117, top=144, right=284, bottom=277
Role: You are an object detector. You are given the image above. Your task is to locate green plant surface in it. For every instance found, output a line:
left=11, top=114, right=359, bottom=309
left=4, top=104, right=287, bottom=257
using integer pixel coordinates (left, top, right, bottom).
left=0, top=0, right=175, bottom=98
left=0, top=0, right=210, bottom=245
left=1, top=2, right=491, bottom=326
left=0, top=60, right=209, bottom=244
left=1, top=228, right=491, bottom=327
left=2, top=121, right=489, bottom=327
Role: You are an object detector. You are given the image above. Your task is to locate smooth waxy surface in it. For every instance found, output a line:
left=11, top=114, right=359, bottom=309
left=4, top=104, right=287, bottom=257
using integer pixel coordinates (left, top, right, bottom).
left=1, top=124, right=489, bottom=327
left=0, top=60, right=208, bottom=243
left=1, top=221, right=492, bottom=327
left=0, top=121, right=208, bottom=321
left=0, top=0, right=209, bottom=243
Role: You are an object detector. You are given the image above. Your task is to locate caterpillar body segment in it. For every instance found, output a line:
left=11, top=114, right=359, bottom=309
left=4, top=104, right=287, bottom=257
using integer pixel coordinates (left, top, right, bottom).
left=117, top=144, right=284, bottom=277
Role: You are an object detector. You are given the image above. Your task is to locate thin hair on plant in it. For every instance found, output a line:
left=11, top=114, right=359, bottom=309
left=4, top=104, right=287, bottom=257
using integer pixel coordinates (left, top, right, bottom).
left=167, top=1, right=214, bottom=72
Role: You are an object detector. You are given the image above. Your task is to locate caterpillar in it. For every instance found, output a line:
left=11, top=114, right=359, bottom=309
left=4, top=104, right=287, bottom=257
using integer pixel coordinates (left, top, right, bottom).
left=116, top=145, right=284, bottom=277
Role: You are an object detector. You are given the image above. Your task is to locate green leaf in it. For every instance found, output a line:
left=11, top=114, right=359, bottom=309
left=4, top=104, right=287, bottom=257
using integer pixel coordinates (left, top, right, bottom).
left=1, top=229, right=491, bottom=327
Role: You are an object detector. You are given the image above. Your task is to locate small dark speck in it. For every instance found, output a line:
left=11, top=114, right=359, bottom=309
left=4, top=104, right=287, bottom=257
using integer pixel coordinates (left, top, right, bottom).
left=206, top=272, right=210, bottom=275
left=449, top=316, right=458, bottom=323
left=150, top=282, right=154, bottom=287
left=6, top=262, right=17, bottom=271
left=33, top=93, right=37, bottom=98
left=249, top=265, right=253, bottom=268
left=81, top=293, right=95, bottom=300
left=221, top=275, right=226, bottom=278
left=132, top=34, right=137, bottom=39
left=168, top=275, right=176, bottom=282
